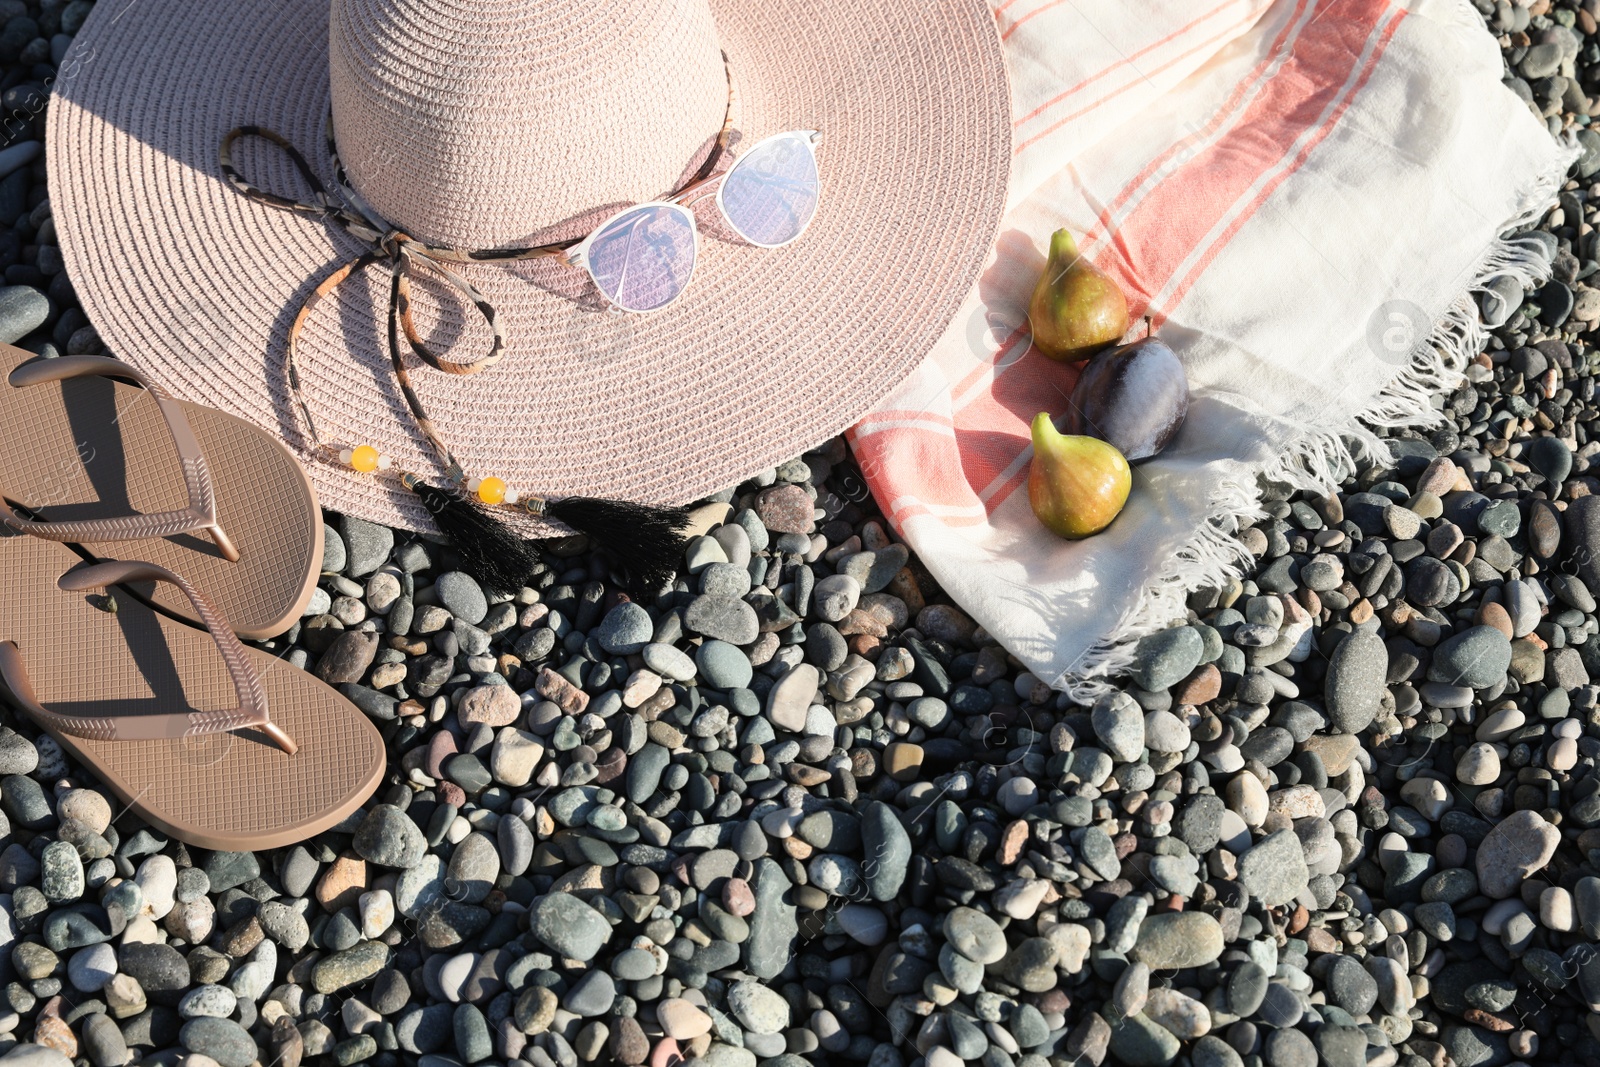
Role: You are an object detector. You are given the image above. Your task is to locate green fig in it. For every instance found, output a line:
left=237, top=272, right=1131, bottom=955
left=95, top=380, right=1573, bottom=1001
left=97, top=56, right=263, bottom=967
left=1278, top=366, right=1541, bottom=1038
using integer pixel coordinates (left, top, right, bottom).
left=1028, top=412, right=1131, bottom=539
left=1027, top=228, right=1130, bottom=362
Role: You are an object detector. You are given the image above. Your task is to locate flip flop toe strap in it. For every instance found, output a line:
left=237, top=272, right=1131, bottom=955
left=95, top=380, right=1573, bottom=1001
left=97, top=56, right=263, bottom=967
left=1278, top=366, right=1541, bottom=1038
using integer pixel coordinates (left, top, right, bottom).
left=0, top=560, right=296, bottom=754
left=0, top=355, right=240, bottom=562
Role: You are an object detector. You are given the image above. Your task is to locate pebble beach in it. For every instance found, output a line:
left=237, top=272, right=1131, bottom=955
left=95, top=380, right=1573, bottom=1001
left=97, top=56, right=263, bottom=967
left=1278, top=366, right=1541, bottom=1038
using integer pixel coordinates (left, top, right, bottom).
left=3, top=2, right=1600, bottom=1067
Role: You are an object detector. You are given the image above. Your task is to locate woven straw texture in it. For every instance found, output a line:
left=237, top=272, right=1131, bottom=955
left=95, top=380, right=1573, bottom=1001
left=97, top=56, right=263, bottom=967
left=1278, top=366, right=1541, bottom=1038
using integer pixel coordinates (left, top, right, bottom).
left=47, top=0, right=1012, bottom=534
left=0, top=345, right=323, bottom=639
left=331, top=0, right=729, bottom=247
left=0, top=530, right=383, bottom=851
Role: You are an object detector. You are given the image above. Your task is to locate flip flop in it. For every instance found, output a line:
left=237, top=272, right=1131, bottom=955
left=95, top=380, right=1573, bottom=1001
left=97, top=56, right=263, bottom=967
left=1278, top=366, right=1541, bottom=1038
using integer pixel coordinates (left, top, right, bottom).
left=0, top=344, right=322, bottom=640
left=0, top=529, right=383, bottom=850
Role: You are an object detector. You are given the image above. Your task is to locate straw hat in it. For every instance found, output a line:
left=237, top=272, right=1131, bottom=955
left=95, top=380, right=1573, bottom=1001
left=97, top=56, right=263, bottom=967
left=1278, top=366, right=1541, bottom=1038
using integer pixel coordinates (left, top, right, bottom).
left=46, top=0, right=1011, bottom=536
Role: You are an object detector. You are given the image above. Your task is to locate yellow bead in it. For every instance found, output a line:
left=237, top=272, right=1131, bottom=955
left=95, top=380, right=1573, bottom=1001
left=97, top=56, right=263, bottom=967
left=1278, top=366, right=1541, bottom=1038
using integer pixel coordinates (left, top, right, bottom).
left=349, top=445, right=380, bottom=473
left=476, top=476, right=507, bottom=505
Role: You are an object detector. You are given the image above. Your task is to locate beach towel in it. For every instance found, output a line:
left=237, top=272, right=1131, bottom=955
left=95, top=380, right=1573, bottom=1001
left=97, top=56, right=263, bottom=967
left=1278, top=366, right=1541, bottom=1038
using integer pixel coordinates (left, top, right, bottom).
left=849, top=0, right=1577, bottom=696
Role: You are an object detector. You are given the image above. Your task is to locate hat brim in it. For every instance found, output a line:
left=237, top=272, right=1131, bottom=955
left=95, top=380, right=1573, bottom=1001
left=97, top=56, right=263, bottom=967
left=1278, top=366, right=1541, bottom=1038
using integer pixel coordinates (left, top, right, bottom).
left=48, top=0, right=1012, bottom=535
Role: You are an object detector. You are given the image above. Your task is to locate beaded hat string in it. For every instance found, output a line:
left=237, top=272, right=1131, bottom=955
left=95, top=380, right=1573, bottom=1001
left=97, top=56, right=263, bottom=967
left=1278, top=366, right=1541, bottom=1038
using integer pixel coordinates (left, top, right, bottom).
left=212, top=57, right=737, bottom=589
left=217, top=51, right=736, bottom=515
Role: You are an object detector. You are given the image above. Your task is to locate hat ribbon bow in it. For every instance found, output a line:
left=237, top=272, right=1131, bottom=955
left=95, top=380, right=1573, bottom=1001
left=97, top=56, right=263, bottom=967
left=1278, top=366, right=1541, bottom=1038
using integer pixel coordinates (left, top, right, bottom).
left=217, top=122, right=548, bottom=476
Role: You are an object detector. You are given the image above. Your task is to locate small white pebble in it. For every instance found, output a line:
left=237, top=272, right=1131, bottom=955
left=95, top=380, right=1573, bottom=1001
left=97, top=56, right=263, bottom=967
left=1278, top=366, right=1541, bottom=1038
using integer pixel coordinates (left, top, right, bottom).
left=359, top=889, right=395, bottom=938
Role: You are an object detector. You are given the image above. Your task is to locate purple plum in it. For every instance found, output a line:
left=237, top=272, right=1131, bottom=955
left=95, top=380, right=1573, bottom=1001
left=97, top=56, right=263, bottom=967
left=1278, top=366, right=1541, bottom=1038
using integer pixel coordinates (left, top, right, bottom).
left=1060, top=336, right=1189, bottom=462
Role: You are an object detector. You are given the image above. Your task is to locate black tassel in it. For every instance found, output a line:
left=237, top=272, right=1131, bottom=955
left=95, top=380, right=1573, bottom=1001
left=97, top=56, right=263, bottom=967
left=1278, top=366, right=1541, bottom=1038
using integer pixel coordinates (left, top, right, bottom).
left=544, top=496, right=692, bottom=592
left=404, top=477, right=541, bottom=595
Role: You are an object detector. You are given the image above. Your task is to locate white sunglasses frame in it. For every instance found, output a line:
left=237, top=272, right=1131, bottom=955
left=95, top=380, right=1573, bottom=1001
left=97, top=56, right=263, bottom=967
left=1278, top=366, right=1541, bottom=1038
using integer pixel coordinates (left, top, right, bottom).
left=565, top=129, right=824, bottom=314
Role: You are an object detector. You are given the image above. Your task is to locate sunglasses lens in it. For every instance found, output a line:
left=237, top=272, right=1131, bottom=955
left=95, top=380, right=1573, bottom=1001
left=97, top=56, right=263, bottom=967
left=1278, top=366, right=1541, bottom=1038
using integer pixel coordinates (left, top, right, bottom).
left=720, top=133, right=819, bottom=248
left=585, top=204, right=697, bottom=311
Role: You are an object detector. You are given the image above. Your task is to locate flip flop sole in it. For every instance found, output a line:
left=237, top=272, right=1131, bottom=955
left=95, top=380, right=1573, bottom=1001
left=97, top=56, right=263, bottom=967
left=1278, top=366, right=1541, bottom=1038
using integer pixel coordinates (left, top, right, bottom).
left=0, top=530, right=383, bottom=850
left=0, top=343, right=322, bottom=640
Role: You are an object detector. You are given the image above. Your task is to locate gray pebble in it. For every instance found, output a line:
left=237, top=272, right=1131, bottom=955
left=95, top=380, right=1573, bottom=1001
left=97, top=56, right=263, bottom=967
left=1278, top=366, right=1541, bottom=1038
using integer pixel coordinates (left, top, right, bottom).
left=1130, top=626, right=1203, bottom=691
left=596, top=601, right=653, bottom=654
left=434, top=571, right=488, bottom=625
left=340, top=516, right=394, bottom=577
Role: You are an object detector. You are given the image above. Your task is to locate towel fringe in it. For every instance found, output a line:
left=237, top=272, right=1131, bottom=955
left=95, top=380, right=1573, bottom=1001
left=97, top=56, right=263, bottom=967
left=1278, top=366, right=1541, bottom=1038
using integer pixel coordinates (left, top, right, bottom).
left=1054, top=133, right=1581, bottom=701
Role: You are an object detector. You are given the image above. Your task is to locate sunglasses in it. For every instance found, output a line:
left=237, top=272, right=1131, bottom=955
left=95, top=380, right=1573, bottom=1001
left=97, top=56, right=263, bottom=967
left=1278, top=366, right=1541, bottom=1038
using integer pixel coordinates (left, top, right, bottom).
left=563, top=128, right=823, bottom=313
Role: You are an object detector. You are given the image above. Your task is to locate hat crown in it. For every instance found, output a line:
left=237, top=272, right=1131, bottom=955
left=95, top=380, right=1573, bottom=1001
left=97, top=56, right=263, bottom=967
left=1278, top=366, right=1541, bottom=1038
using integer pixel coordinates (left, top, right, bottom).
left=328, top=0, right=728, bottom=248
